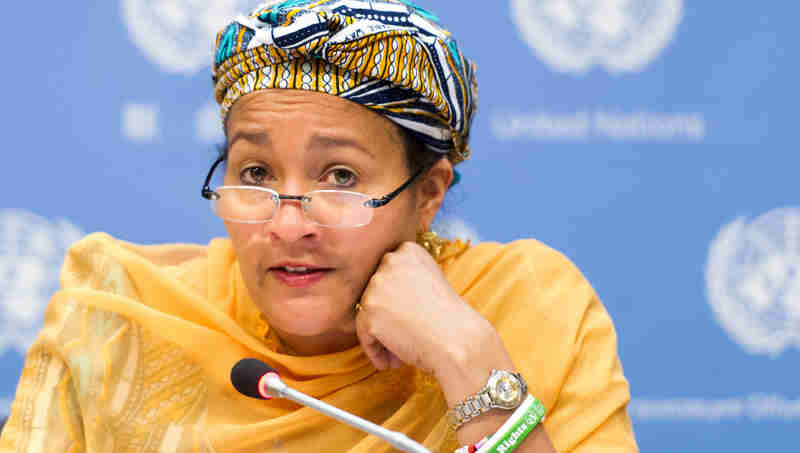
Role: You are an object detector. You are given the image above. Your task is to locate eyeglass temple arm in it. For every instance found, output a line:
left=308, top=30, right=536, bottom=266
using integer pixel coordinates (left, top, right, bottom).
left=366, top=166, right=427, bottom=208
left=202, top=155, right=226, bottom=200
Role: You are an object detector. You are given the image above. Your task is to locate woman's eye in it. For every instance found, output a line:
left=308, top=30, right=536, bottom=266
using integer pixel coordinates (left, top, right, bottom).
left=240, top=166, right=270, bottom=185
left=325, top=168, right=357, bottom=187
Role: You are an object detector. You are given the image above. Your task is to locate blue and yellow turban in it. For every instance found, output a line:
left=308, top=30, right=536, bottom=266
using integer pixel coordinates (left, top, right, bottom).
left=213, top=0, right=477, bottom=165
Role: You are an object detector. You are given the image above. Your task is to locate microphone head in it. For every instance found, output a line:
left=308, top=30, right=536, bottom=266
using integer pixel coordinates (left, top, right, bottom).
left=231, top=358, right=279, bottom=399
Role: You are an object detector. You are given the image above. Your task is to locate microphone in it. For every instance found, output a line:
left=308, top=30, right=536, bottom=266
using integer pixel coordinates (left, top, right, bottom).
left=231, top=358, right=278, bottom=399
left=231, top=358, right=432, bottom=453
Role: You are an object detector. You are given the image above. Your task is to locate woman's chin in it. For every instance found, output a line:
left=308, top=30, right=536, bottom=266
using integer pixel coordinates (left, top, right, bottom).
left=264, top=298, right=353, bottom=337
left=269, top=317, right=360, bottom=356
left=274, top=319, right=337, bottom=337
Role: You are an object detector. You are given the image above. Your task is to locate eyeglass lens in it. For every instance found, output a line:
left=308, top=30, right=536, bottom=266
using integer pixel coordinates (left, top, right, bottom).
left=211, top=187, right=374, bottom=227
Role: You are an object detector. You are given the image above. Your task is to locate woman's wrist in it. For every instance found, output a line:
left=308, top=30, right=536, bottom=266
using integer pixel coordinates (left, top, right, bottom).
left=432, top=319, right=554, bottom=452
left=433, top=317, right=516, bottom=409
left=428, top=316, right=530, bottom=447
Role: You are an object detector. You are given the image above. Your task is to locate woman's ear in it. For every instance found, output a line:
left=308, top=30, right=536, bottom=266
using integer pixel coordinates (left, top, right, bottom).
left=416, top=158, right=453, bottom=231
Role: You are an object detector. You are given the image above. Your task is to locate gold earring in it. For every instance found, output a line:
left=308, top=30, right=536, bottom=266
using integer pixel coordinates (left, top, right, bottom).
left=416, top=230, right=446, bottom=260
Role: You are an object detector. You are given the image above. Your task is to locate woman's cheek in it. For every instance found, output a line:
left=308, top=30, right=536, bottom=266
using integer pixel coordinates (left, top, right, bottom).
left=225, top=222, right=260, bottom=250
left=336, top=232, right=382, bottom=289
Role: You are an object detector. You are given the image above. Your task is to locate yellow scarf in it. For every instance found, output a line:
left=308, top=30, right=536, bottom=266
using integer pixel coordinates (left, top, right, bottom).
left=2, top=233, right=636, bottom=453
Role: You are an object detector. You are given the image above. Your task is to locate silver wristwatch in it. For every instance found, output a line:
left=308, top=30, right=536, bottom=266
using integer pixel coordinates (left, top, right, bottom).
left=448, top=369, right=528, bottom=430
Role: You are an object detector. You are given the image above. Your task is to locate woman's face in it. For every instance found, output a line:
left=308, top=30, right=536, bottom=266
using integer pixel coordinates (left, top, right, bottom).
left=223, top=89, right=439, bottom=354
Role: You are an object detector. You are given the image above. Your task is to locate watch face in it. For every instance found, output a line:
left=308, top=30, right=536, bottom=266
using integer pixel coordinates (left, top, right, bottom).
left=488, top=371, right=523, bottom=409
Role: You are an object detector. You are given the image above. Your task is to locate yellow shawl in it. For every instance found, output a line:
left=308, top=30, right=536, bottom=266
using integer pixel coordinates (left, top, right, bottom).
left=0, top=233, right=637, bottom=453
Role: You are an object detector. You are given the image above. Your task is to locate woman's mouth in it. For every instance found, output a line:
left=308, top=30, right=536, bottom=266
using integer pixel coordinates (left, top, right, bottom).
left=269, top=265, right=332, bottom=288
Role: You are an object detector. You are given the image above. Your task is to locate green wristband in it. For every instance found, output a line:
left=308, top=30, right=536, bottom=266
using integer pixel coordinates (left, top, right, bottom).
left=478, top=395, right=546, bottom=453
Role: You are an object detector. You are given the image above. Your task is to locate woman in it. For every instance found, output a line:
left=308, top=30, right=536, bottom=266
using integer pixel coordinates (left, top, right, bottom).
left=0, top=1, right=637, bottom=452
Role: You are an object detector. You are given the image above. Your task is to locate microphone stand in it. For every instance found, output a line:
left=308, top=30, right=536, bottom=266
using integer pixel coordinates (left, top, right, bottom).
left=264, top=374, right=433, bottom=453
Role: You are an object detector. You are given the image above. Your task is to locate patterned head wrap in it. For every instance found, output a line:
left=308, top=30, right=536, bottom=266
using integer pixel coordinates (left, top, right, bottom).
left=213, top=0, right=477, bottom=165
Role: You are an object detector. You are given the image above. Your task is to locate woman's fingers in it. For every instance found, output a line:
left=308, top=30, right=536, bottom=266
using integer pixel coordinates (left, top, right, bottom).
left=355, top=306, right=405, bottom=371
left=355, top=311, right=386, bottom=370
left=361, top=337, right=394, bottom=370
left=388, top=352, right=404, bottom=369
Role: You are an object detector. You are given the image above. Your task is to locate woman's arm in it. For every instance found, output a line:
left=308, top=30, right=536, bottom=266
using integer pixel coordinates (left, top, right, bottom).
left=435, top=324, right=557, bottom=453
left=354, top=240, right=637, bottom=453
left=435, top=299, right=636, bottom=453
left=353, top=241, right=558, bottom=452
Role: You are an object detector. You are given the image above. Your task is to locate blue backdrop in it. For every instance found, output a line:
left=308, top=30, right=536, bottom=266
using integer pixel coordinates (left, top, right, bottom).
left=1, top=1, right=798, bottom=451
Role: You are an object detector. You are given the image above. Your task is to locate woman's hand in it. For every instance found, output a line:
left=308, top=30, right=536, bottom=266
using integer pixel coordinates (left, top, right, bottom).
left=353, top=242, right=553, bottom=452
left=353, top=241, right=502, bottom=379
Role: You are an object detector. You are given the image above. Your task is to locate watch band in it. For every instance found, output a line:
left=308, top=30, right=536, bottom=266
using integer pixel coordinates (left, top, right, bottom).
left=449, top=388, right=494, bottom=429
left=448, top=370, right=528, bottom=430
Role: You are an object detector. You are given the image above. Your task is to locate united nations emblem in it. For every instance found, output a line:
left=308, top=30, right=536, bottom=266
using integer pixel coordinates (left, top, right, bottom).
left=121, top=0, right=253, bottom=74
left=705, top=207, right=800, bottom=357
left=0, top=210, right=84, bottom=355
left=509, top=0, right=684, bottom=75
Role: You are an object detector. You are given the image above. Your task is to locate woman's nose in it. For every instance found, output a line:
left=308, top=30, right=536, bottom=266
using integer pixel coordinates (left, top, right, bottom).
left=267, top=198, right=317, bottom=242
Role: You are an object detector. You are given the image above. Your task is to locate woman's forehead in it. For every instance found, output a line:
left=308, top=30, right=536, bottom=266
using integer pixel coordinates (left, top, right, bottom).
left=226, top=90, right=405, bottom=156
left=227, top=129, right=377, bottom=161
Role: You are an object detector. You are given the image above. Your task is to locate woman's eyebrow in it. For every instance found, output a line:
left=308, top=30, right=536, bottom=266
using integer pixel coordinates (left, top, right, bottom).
left=229, top=130, right=271, bottom=148
left=228, top=130, right=375, bottom=160
left=309, top=133, right=375, bottom=159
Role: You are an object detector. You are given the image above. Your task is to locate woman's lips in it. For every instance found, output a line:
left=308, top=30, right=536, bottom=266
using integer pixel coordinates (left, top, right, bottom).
left=269, top=268, right=331, bottom=288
